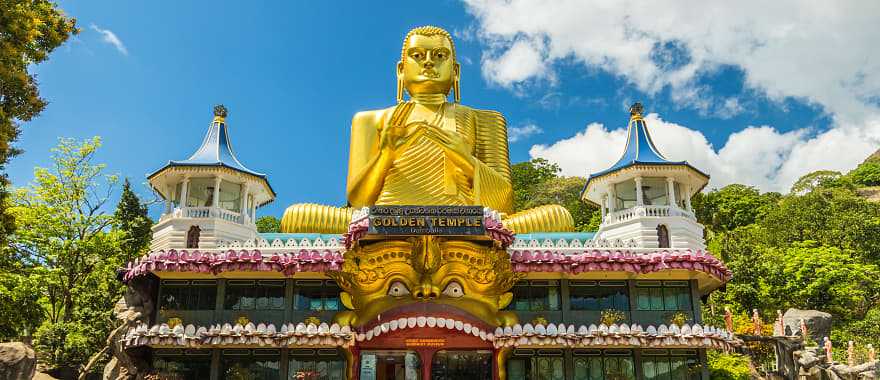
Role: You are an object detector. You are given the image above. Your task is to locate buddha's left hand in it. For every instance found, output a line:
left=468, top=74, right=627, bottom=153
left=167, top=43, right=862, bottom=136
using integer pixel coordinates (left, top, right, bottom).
left=422, top=127, right=476, bottom=175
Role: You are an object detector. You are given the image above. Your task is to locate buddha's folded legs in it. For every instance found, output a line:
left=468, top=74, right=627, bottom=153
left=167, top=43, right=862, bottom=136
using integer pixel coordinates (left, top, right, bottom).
left=502, top=204, right=575, bottom=234
left=280, top=203, right=353, bottom=233
left=281, top=202, right=574, bottom=234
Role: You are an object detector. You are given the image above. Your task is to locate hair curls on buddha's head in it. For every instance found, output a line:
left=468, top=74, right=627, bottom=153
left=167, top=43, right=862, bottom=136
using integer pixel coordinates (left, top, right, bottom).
left=400, top=25, right=457, bottom=63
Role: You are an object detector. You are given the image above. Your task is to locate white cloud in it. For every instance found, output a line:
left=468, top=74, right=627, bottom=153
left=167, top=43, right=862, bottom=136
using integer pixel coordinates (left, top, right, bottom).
left=464, top=1, right=880, bottom=191
left=90, top=24, right=128, bottom=56
left=530, top=114, right=878, bottom=192
left=508, top=123, right=543, bottom=143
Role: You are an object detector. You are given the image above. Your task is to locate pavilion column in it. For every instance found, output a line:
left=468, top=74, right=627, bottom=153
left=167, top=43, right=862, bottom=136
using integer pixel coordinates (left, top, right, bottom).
left=212, top=177, right=221, bottom=208
left=685, top=184, right=693, bottom=212
left=635, top=177, right=644, bottom=206
left=179, top=177, right=190, bottom=209
left=667, top=177, right=677, bottom=208
left=609, top=187, right=617, bottom=213
left=164, top=183, right=173, bottom=214
left=240, top=183, right=250, bottom=223
left=250, top=198, right=257, bottom=222
left=600, top=194, right=607, bottom=220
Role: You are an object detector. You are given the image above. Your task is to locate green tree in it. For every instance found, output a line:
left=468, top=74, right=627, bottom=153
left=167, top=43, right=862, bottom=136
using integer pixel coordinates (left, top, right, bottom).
left=848, top=160, right=880, bottom=187
left=8, top=137, right=124, bottom=371
left=511, top=158, right=561, bottom=211
left=691, top=184, right=778, bottom=234
left=790, top=170, right=850, bottom=194
left=707, top=351, right=752, bottom=380
left=0, top=0, right=78, bottom=247
left=0, top=271, right=42, bottom=339
left=510, top=158, right=599, bottom=231
left=760, top=187, right=880, bottom=260
left=114, top=179, right=152, bottom=262
left=763, top=242, right=880, bottom=318
left=256, top=215, right=281, bottom=233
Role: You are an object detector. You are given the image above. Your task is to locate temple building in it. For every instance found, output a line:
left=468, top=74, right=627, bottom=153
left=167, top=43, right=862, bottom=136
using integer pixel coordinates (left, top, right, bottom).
left=115, top=26, right=737, bottom=380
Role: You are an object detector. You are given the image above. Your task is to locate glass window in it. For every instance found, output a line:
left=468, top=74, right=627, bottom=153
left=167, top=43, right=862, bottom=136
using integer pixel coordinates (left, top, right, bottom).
left=219, top=180, right=242, bottom=212
left=225, top=280, right=285, bottom=311
left=507, top=281, right=560, bottom=312
left=289, top=349, right=346, bottom=380
left=570, top=281, right=629, bottom=311
left=186, top=178, right=215, bottom=207
left=674, top=183, right=685, bottom=208
left=507, top=350, right=564, bottom=380
left=640, top=177, right=669, bottom=206
left=431, top=350, right=492, bottom=379
left=614, top=180, right=637, bottom=210
left=359, top=350, right=421, bottom=380
left=572, top=350, right=636, bottom=380
left=642, top=350, right=701, bottom=380
left=160, top=280, right=217, bottom=311
left=636, top=281, right=691, bottom=312
left=222, top=349, right=281, bottom=380
left=153, top=351, right=212, bottom=380
left=293, top=280, right=341, bottom=311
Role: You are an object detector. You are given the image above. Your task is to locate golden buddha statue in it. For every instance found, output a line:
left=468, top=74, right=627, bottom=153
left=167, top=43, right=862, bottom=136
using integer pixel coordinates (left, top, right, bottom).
left=281, top=26, right=573, bottom=234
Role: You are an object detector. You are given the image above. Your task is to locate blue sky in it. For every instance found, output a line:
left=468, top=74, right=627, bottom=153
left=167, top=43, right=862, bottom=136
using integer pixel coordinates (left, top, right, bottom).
left=10, top=1, right=880, bottom=219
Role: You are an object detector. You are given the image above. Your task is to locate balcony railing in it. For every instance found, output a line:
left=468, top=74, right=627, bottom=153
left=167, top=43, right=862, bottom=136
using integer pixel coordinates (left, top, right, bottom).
left=162, top=206, right=245, bottom=224
left=603, top=205, right=695, bottom=225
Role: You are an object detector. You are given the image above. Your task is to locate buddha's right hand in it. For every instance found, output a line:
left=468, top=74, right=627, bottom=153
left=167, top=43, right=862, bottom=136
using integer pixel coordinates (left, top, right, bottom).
left=380, top=121, right=430, bottom=154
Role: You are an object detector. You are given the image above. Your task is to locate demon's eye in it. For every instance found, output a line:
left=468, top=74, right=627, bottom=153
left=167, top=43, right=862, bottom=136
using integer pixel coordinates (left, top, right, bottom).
left=387, top=281, right=411, bottom=297
left=442, top=281, right=464, bottom=298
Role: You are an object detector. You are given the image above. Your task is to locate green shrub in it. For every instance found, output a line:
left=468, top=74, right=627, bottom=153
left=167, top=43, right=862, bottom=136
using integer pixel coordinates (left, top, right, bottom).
left=708, top=351, right=751, bottom=380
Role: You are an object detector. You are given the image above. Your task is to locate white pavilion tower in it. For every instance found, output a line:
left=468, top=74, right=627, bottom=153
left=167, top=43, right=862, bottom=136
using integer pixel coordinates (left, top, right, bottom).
left=147, top=105, right=275, bottom=251
left=581, top=103, right=709, bottom=249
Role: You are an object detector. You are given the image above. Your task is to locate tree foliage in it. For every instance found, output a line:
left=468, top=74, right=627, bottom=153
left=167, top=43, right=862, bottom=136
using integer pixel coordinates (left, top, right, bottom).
left=700, top=163, right=880, bottom=353
left=0, top=0, right=78, bottom=248
left=7, top=137, right=125, bottom=371
left=256, top=215, right=281, bottom=233
left=848, top=160, right=880, bottom=187
left=707, top=351, right=752, bottom=380
left=114, top=179, right=152, bottom=262
left=691, top=184, right=778, bottom=234
left=511, top=158, right=599, bottom=231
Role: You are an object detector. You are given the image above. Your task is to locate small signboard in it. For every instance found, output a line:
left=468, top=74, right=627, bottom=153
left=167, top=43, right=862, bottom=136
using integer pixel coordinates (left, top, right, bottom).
left=368, top=205, right=485, bottom=236
left=404, top=338, right=447, bottom=348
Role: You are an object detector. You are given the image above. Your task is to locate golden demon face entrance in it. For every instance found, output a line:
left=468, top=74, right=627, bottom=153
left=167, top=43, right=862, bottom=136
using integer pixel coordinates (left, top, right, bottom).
left=329, top=236, right=520, bottom=328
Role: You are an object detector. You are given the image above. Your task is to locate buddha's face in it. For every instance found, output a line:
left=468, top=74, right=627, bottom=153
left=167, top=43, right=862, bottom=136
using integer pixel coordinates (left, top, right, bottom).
left=399, top=34, right=459, bottom=96
left=329, top=237, right=519, bottom=328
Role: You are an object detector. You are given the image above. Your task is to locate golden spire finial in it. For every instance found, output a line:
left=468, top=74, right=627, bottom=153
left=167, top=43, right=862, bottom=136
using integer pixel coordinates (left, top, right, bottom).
left=629, top=102, right=644, bottom=118
left=213, top=104, right=228, bottom=122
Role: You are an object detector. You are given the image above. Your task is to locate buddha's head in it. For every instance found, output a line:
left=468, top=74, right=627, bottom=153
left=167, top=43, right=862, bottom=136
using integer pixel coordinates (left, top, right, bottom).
left=398, top=26, right=460, bottom=102
left=329, top=236, right=520, bottom=329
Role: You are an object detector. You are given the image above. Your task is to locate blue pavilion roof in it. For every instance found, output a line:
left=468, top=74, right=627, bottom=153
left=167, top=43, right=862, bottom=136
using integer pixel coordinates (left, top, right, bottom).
left=583, top=104, right=708, bottom=194
left=149, top=105, right=272, bottom=188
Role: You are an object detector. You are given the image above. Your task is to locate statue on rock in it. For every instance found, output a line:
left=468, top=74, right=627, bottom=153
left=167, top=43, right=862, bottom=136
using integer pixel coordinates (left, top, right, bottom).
left=281, top=26, right=574, bottom=234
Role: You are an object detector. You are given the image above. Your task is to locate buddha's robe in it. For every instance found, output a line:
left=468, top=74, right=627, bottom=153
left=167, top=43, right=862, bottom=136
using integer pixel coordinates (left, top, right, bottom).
left=281, top=102, right=573, bottom=234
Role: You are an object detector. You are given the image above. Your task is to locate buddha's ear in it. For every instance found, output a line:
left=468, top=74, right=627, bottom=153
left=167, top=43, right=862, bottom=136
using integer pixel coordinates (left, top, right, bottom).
left=453, top=62, right=461, bottom=80
left=397, top=61, right=404, bottom=77
left=340, top=292, right=356, bottom=310
left=498, top=292, right=513, bottom=309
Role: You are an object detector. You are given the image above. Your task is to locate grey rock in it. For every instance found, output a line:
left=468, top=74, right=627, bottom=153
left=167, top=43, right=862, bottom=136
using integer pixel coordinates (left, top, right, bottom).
left=783, top=308, right=832, bottom=343
left=798, top=350, right=821, bottom=368
left=0, top=342, right=36, bottom=380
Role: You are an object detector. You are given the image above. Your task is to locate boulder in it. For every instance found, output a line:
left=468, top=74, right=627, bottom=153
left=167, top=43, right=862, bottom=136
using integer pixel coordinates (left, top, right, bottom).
left=0, top=342, right=36, bottom=380
left=784, top=309, right=832, bottom=343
